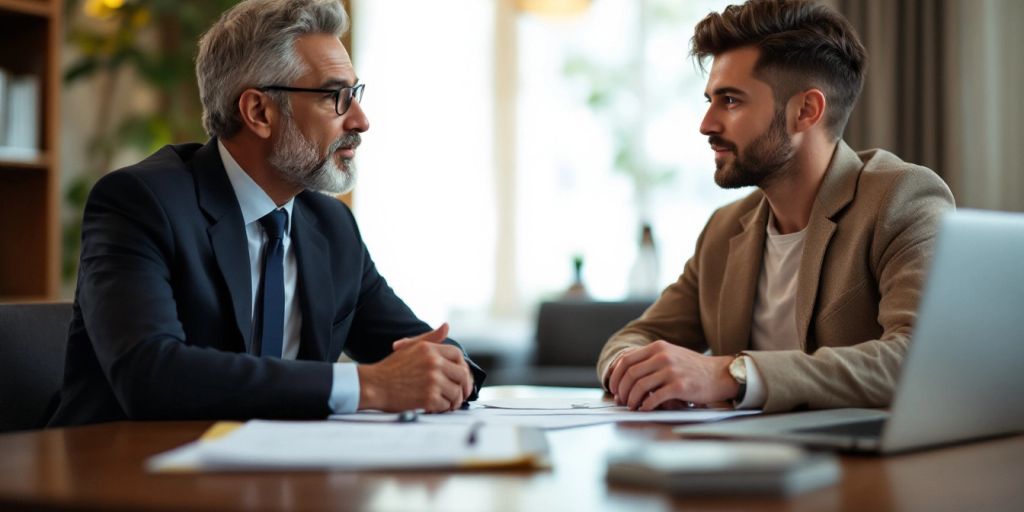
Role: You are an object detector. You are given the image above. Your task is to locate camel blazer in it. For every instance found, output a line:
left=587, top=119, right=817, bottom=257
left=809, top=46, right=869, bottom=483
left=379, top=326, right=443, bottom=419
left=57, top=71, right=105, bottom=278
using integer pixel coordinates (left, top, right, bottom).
left=597, top=141, right=955, bottom=413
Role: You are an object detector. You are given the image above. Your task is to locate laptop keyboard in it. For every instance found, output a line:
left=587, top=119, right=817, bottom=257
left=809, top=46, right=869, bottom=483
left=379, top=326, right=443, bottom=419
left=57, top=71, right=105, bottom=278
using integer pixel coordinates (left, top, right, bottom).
left=790, top=418, right=887, bottom=438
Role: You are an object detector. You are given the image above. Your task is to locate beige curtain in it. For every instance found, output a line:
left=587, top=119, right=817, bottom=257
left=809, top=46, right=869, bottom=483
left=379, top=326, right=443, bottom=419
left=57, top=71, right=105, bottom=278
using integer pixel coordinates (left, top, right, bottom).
left=835, top=1, right=955, bottom=181
left=953, top=0, right=1024, bottom=211
left=832, top=0, right=1024, bottom=212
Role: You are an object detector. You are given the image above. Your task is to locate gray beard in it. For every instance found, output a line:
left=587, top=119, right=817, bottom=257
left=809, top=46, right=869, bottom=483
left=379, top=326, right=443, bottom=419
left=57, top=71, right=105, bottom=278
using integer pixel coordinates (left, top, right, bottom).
left=269, top=117, right=358, bottom=195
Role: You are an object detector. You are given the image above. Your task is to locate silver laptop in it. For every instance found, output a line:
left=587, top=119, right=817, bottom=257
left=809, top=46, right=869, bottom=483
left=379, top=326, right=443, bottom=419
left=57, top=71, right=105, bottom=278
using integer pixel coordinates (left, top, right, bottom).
left=675, top=209, right=1024, bottom=453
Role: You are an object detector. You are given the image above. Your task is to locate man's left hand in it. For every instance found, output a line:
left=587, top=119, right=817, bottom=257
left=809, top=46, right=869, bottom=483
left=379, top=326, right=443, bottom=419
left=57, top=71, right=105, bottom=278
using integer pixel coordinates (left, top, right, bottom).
left=608, top=340, right=739, bottom=410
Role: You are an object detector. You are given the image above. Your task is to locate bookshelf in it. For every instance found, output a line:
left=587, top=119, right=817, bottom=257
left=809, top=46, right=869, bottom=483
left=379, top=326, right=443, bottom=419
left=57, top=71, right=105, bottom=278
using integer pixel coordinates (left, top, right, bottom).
left=0, top=0, right=60, bottom=302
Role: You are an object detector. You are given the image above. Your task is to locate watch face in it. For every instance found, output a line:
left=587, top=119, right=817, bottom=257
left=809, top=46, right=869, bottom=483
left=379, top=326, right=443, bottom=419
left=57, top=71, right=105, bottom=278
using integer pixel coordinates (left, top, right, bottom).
left=729, top=356, right=747, bottom=383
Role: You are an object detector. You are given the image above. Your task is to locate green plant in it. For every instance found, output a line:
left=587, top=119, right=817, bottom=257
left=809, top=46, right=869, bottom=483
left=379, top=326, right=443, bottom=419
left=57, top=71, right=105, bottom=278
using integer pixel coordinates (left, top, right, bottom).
left=561, top=0, right=695, bottom=214
left=61, top=0, right=237, bottom=285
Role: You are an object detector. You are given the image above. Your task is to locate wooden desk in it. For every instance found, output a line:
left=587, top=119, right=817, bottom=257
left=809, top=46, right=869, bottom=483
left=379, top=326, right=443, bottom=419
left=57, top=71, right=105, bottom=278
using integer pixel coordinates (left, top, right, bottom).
left=1, top=387, right=1022, bottom=511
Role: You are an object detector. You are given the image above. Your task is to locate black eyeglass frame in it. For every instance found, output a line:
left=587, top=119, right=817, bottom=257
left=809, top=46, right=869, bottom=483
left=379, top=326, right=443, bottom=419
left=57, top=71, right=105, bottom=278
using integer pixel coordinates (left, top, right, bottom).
left=257, top=82, right=365, bottom=116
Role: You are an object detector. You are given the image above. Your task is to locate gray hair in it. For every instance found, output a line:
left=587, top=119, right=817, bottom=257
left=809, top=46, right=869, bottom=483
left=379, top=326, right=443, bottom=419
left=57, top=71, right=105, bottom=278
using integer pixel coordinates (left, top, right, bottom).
left=196, top=0, right=349, bottom=138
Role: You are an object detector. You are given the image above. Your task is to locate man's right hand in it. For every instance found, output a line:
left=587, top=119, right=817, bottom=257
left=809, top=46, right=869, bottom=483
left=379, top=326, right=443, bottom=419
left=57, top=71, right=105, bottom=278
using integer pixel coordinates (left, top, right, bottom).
left=356, top=325, right=472, bottom=413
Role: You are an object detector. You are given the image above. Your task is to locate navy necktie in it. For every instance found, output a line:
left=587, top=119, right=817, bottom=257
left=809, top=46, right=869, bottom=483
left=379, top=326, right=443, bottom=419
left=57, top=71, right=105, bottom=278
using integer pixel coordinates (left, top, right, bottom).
left=257, top=209, right=288, bottom=358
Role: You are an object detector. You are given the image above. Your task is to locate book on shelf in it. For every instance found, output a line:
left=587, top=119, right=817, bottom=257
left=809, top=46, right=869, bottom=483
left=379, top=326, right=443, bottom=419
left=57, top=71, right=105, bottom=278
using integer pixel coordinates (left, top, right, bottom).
left=0, top=68, right=6, bottom=149
left=0, top=69, right=40, bottom=162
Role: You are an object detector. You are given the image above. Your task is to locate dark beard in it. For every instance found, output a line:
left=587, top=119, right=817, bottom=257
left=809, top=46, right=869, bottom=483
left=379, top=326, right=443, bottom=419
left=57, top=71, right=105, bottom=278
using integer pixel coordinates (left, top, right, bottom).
left=712, top=108, right=795, bottom=189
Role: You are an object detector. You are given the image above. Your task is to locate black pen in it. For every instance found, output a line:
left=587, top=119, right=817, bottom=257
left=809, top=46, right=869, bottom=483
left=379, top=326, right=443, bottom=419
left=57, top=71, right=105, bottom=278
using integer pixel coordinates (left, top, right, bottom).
left=465, top=421, right=484, bottom=446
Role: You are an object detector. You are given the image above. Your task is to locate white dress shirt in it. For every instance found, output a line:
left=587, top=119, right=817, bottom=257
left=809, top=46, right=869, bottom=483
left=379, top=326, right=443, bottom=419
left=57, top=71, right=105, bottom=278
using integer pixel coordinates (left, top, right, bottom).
left=218, top=141, right=359, bottom=413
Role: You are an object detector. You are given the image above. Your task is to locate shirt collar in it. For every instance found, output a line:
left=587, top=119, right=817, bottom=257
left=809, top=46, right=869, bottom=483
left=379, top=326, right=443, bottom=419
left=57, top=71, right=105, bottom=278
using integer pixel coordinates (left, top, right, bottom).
left=218, top=139, right=294, bottom=235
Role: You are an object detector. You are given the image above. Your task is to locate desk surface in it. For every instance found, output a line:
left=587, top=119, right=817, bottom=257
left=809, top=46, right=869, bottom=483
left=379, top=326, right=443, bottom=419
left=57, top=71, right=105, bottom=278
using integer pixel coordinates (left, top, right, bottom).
left=1, top=386, right=1022, bottom=512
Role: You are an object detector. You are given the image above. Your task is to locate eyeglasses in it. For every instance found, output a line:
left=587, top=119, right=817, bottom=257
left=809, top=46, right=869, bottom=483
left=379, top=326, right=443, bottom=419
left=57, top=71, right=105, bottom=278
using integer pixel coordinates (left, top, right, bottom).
left=258, top=82, right=365, bottom=116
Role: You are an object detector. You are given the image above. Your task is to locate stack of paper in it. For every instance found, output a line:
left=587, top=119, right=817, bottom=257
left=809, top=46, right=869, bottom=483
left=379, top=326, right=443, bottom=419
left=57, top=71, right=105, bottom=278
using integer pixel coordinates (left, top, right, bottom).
left=147, top=420, right=549, bottom=472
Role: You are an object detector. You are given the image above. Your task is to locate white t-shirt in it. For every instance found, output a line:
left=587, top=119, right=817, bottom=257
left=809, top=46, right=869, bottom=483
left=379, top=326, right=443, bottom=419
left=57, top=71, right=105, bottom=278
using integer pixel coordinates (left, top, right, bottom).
left=737, top=212, right=807, bottom=409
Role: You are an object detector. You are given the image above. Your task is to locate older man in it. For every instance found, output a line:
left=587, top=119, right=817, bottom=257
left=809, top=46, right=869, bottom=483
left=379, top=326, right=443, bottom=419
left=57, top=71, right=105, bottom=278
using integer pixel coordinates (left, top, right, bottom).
left=50, top=0, right=483, bottom=426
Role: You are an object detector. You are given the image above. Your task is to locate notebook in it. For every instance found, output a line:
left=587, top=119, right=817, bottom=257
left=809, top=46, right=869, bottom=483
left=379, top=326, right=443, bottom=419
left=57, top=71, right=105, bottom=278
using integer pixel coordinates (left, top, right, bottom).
left=606, top=440, right=839, bottom=495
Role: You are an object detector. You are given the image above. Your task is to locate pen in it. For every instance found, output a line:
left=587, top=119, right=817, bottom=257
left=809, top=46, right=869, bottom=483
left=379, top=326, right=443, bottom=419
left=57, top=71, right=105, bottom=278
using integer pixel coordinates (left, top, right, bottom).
left=465, top=421, right=484, bottom=446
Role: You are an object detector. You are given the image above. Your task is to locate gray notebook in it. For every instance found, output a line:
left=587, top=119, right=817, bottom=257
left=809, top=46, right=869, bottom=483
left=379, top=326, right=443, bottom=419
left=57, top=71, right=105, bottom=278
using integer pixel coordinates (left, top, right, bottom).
left=606, top=440, right=839, bottom=496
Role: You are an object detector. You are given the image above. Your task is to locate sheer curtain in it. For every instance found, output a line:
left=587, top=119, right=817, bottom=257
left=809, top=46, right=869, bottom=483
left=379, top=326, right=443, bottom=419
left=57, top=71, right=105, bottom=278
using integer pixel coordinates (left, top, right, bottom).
left=512, top=0, right=741, bottom=307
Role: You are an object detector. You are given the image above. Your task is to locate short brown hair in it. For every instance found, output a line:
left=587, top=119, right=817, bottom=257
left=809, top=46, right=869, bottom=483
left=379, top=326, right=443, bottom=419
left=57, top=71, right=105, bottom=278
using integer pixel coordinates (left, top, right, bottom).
left=691, top=0, right=867, bottom=140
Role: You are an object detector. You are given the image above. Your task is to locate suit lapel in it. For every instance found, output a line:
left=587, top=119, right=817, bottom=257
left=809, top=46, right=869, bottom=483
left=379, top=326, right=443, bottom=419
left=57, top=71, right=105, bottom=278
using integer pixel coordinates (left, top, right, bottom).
left=194, top=139, right=253, bottom=353
left=794, top=141, right=862, bottom=350
left=717, top=198, right=769, bottom=356
left=292, top=197, right=333, bottom=361
left=794, top=215, right=836, bottom=350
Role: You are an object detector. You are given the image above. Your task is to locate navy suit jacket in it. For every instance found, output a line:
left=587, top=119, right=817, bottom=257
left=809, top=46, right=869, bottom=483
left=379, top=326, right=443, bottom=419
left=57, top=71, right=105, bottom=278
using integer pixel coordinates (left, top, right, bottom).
left=50, top=139, right=485, bottom=426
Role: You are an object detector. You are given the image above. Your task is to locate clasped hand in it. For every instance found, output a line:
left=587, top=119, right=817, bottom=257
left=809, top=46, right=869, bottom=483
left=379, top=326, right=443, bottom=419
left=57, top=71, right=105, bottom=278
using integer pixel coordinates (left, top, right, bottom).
left=357, top=323, right=473, bottom=413
left=608, top=340, right=739, bottom=410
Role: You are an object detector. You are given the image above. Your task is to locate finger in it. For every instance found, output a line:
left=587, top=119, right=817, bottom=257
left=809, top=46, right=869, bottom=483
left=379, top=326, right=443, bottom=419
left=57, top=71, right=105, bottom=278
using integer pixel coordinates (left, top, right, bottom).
left=420, top=371, right=460, bottom=413
left=609, top=346, right=651, bottom=398
left=627, top=371, right=666, bottom=410
left=392, top=338, right=414, bottom=351
left=460, top=365, right=473, bottom=403
left=615, top=354, right=660, bottom=406
left=422, top=322, right=449, bottom=343
left=436, top=358, right=472, bottom=409
left=449, top=386, right=464, bottom=411
left=434, top=343, right=466, bottom=364
left=639, top=384, right=685, bottom=412
left=616, top=344, right=655, bottom=369
left=427, top=394, right=452, bottom=413
left=607, top=357, right=623, bottom=395
left=409, top=323, right=448, bottom=344
left=609, top=349, right=639, bottom=398
left=435, top=375, right=463, bottom=412
left=392, top=323, right=450, bottom=350
left=437, top=356, right=471, bottom=389
left=610, top=358, right=630, bottom=404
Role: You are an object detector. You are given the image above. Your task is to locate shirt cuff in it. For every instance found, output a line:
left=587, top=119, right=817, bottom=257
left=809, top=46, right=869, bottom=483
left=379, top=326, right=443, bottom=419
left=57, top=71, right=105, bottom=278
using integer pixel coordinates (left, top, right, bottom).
left=735, top=355, right=767, bottom=409
left=328, top=362, right=360, bottom=413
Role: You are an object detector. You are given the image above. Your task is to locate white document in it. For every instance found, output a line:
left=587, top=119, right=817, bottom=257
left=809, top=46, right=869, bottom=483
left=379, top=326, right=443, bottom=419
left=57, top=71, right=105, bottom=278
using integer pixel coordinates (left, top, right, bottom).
left=477, top=397, right=617, bottom=410
left=330, top=403, right=760, bottom=430
left=332, top=409, right=614, bottom=429
left=147, top=420, right=548, bottom=472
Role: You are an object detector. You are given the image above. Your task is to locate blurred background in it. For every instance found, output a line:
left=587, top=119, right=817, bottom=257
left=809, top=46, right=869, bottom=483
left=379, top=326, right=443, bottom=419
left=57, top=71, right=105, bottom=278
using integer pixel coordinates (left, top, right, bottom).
left=1, top=0, right=1021, bottom=386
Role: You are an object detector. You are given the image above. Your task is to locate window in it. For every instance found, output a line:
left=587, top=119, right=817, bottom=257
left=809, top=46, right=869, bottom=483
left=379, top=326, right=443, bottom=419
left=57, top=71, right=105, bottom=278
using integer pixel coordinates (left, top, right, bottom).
left=352, top=0, right=497, bottom=324
left=353, top=0, right=738, bottom=346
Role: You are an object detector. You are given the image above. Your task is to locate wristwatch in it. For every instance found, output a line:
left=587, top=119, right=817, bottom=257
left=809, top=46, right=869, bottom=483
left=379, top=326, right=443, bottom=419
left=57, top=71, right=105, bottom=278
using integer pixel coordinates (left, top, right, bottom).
left=728, top=355, right=749, bottom=403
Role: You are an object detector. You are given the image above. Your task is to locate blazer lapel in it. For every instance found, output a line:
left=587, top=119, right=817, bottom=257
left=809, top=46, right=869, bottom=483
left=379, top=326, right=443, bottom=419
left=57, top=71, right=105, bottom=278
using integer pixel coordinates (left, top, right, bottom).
left=194, top=139, right=253, bottom=353
left=291, top=198, right=333, bottom=361
left=794, top=141, right=862, bottom=350
left=717, top=198, right=769, bottom=356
